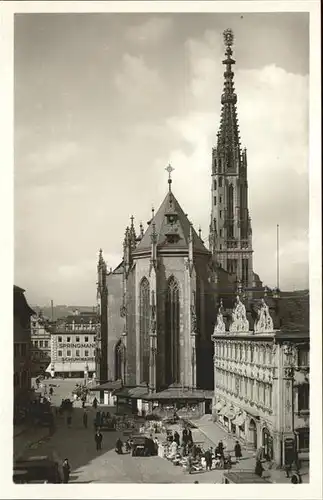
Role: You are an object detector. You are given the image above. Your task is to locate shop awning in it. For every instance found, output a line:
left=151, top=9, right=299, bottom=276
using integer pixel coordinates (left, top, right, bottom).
left=218, top=405, right=228, bottom=416
left=90, top=380, right=122, bottom=392
left=144, top=388, right=210, bottom=401
left=46, top=361, right=95, bottom=373
left=214, top=401, right=223, bottom=411
left=114, top=386, right=149, bottom=400
left=232, top=414, right=245, bottom=427
left=226, top=409, right=237, bottom=420
left=219, top=405, right=236, bottom=419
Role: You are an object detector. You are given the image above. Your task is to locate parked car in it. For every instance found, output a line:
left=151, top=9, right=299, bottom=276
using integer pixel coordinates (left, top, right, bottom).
left=131, top=435, right=156, bottom=457
left=222, top=470, right=271, bottom=484
left=13, top=452, right=62, bottom=484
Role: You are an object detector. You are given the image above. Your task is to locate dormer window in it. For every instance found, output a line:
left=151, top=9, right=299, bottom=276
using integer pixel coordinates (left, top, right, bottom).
left=166, top=234, right=180, bottom=244
left=168, top=214, right=176, bottom=225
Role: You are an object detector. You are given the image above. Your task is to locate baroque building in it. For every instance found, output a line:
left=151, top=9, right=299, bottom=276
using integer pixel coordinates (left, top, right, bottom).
left=209, top=28, right=261, bottom=290
left=212, top=295, right=309, bottom=467
left=48, top=311, right=99, bottom=378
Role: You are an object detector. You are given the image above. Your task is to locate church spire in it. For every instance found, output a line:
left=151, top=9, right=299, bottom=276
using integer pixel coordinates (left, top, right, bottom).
left=216, top=29, right=241, bottom=165
left=209, top=29, right=254, bottom=291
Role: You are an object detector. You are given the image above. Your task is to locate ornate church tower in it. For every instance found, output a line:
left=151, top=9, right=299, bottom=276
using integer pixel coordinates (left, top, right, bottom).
left=209, top=29, right=254, bottom=289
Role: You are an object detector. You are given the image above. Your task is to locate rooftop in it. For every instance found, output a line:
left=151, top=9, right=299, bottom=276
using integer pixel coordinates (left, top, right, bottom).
left=134, top=190, right=209, bottom=255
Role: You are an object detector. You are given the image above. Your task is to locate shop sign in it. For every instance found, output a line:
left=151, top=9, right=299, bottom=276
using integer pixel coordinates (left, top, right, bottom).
left=284, top=437, right=296, bottom=465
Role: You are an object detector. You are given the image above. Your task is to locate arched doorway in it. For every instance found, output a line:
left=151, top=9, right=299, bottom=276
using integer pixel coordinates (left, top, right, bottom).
left=249, top=418, right=257, bottom=449
left=114, top=340, right=122, bottom=381
left=262, top=427, right=274, bottom=461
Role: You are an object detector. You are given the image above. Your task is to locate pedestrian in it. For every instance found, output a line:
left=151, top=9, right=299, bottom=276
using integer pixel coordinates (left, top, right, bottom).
left=217, top=440, right=224, bottom=457
left=92, top=397, right=98, bottom=409
left=234, top=441, right=242, bottom=463
left=95, top=430, right=103, bottom=451
left=62, top=458, right=70, bottom=483
left=255, top=445, right=265, bottom=477
left=204, top=447, right=212, bottom=471
left=115, top=437, right=123, bottom=454
left=187, top=453, right=193, bottom=474
left=173, top=430, right=180, bottom=446
left=83, top=410, right=88, bottom=429
left=182, top=427, right=188, bottom=445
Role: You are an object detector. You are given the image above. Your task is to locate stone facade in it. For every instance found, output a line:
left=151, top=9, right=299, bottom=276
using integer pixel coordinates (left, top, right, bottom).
left=97, top=183, right=221, bottom=392
left=30, top=313, right=51, bottom=375
left=49, top=312, right=99, bottom=378
left=209, top=28, right=260, bottom=291
left=212, top=296, right=309, bottom=467
left=13, top=285, right=35, bottom=417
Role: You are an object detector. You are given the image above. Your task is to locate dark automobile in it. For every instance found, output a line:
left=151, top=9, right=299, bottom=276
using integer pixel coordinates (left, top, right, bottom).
left=60, top=399, right=73, bottom=412
left=131, top=435, right=156, bottom=457
left=13, top=452, right=62, bottom=484
left=222, top=471, right=271, bottom=484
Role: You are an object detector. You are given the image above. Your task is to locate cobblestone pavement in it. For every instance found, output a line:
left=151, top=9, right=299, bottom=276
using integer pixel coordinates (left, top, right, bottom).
left=19, top=407, right=225, bottom=484
left=15, top=382, right=308, bottom=483
left=190, top=415, right=309, bottom=484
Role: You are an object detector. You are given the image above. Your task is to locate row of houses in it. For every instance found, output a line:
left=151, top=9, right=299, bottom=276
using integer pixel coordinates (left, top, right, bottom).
left=14, top=287, right=100, bottom=421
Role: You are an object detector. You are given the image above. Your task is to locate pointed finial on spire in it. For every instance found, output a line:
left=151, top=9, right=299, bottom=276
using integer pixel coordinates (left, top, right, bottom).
left=130, top=215, right=134, bottom=227
left=98, top=248, right=104, bottom=264
left=152, top=206, right=155, bottom=218
left=140, top=222, right=144, bottom=237
left=223, top=28, right=234, bottom=47
left=165, top=163, right=174, bottom=192
left=198, top=226, right=202, bottom=239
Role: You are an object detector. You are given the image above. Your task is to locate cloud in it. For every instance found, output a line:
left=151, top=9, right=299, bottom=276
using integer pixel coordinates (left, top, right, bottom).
left=27, top=141, right=79, bottom=170
left=14, top=20, right=309, bottom=304
left=114, top=54, right=164, bottom=108
left=125, top=17, right=173, bottom=44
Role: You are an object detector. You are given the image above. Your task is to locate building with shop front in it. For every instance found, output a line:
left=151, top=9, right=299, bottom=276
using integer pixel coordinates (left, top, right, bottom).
left=47, top=311, right=99, bottom=378
left=212, top=295, right=309, bottom=467
left=14, top=285, right=35, bottom=418
left=30, top=312, right=51, bottom=376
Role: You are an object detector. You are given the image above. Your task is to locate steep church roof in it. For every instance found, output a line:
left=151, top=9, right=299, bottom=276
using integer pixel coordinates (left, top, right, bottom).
left=133, top=190, right=209, bottom=255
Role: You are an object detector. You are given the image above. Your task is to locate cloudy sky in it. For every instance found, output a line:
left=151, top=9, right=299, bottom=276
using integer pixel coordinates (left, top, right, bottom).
left=14, top=12, right=309, bottom=306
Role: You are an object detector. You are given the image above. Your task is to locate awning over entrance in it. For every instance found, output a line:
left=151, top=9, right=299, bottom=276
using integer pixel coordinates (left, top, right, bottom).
left=232, top=414, right=245, bottom=427
left=219, top=405, right=236, bottom=420
left=144, top=387, right=211, bottom=401
left=114, top=386, right=149, bottom=400
left=90, top=380, right=122, bottom=392
left=46, top=361, right=95, bottom=373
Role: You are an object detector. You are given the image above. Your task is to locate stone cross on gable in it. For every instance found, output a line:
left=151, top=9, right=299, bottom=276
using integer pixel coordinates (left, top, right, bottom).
left=165, top=163, right=174, bottom=180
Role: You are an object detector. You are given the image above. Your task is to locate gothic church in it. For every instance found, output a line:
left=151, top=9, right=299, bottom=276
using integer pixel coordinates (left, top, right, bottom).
left=96, top=29, right=263, bottom=400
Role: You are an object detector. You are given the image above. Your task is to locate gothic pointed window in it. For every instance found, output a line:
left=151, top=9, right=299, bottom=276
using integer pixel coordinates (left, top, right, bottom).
left=165, top=276, right=180, bottom=385
left=139, top=277, right=150, bottom=383
left=115, top=339, right=122, bottom=381
left=227, top=184, right=234, bottom=238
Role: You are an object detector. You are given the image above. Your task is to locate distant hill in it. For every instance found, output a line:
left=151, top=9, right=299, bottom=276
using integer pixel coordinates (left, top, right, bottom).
left=31, top=305, right=97, bottom=321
